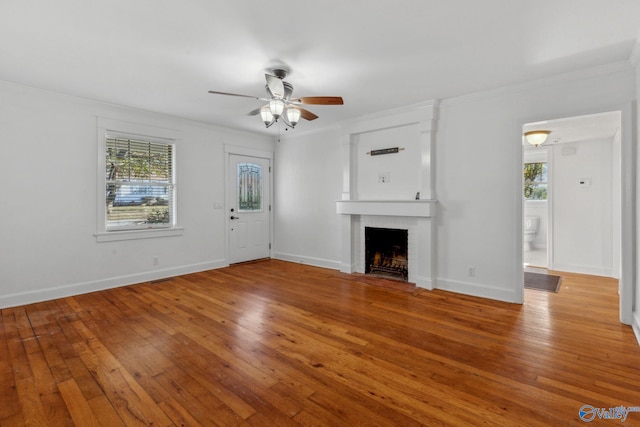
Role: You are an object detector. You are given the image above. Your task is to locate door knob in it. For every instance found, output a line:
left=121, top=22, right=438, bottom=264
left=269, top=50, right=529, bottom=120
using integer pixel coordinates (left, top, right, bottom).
left=230, top=216, right=239, bottom=220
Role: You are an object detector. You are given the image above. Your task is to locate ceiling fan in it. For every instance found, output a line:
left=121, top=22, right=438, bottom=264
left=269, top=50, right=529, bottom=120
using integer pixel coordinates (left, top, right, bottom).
left=208, top=68, right=343, bottom=129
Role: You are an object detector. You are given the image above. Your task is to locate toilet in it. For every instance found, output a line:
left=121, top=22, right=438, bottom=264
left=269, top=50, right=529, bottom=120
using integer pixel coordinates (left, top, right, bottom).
left=523, top=216, right=540, bottom=251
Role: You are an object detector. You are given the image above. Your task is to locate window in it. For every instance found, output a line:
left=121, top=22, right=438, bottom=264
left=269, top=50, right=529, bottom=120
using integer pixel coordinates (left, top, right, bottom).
left=237, top=162, right=262, bottom=212
left=105, top=135, right=174, bottom=231
left=524, top=162, right=547, bottom=200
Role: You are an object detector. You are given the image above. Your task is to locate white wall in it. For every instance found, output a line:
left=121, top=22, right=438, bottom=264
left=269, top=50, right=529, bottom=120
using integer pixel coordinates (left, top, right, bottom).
left=0, top=81, right=273, bottom=308
left=273, top=127, right=343, bottom=269
left=612, top=128, right=622, bottom=279
left=436, top=64, right=634, bottom=302
left=550, top=139, right=614, bottom=276
left=354, top=124, right=422, bottom=200
left=274, top=62, right=636, bottom=306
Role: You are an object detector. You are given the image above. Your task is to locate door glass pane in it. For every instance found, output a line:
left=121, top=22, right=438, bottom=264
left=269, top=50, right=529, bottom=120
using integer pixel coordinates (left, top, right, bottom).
left=237, top=163, right=262, bottom=212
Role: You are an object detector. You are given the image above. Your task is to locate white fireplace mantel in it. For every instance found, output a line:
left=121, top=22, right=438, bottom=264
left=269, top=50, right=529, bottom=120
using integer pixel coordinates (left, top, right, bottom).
left=337, top=101, right=438, bottom=290
left=336, top=199, right=436, bottom=218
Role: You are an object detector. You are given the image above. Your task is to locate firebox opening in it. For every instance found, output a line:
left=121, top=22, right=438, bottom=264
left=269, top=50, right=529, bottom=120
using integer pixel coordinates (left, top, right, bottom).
left=365, top=227, right=408, bottom=281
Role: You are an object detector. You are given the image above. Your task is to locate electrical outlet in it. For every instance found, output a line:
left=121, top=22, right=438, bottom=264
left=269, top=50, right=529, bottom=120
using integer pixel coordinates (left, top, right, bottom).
left=468, top=266, right=475, bottom=277
left=153, top=256, right=159, bottom=266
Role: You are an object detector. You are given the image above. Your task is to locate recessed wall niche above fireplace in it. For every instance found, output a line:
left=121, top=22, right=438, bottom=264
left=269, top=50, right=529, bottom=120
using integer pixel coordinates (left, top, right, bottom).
left=365, top=227, right=409, bottom=281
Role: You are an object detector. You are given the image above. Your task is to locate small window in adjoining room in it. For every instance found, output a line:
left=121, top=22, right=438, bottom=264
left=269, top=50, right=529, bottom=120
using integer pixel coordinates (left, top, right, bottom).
left=105, top=135, right=174, bottom=231
left=524, top=162, right=547, bottom=200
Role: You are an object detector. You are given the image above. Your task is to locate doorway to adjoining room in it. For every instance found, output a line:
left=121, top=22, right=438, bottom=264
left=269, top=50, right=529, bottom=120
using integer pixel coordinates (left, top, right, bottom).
left=522, top=111, right=622, bottom=278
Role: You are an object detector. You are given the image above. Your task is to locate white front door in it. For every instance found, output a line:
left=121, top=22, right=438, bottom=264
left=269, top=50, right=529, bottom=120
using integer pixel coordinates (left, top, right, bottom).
left=228, top=154, right=271, bottom=264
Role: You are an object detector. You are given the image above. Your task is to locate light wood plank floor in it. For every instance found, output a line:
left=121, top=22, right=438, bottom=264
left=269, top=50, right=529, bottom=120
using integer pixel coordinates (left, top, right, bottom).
left=1, top=260, right=639, bottom=426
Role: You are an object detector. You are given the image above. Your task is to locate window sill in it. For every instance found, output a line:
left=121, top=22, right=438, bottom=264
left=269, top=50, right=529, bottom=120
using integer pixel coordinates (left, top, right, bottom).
left=95, top=227, right=184, bottom=242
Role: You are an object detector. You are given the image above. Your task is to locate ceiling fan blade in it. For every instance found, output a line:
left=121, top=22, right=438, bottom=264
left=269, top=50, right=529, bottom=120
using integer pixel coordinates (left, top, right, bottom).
left=298, top=107, right=319, bottom=121
left=265, top=74, right=285, bottom=98
left=208, top=90, right=268, bottom=101
left=292, top=96, right=344, bottom=105
left=247, top=107, right=262, bottom=116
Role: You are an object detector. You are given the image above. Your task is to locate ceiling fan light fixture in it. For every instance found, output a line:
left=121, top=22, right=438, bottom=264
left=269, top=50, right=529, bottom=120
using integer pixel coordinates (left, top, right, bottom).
left=260, top=105, right=275, bottom=128
left=286, top=107, right=301, bottom=127
left=524, top=130, right=551, bottom=147
left=208, top=70, right=343, bottom=131
left=269, top=99, right=285, bottom=119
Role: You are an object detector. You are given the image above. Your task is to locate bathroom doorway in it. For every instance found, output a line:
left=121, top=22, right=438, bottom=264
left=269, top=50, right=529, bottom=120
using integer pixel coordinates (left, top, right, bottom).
left=523, top=146, right=549, bottom=269
left=522, top=111, right=622, bottom=278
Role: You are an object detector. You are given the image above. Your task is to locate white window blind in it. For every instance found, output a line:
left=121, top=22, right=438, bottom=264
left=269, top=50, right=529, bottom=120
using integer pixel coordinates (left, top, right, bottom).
left=105, top=135, right=174, bottom=231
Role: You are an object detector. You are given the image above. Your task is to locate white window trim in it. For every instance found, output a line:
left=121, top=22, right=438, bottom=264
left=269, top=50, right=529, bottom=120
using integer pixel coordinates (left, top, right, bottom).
left=96, top=117, right=183, bottom=242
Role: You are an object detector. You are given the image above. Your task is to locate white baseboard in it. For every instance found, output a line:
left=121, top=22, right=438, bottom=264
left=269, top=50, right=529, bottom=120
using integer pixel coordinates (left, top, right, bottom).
left=550, top=263, right=613, bottom=278
left=339, top=262, right=354, bottom=274
left=272, top=252, right=341, bottom=271
left=0, top=259, right=227, bottom=309
left=412, top=275, right=434, bottom=290
left=435, top=278, right=519, bottom=303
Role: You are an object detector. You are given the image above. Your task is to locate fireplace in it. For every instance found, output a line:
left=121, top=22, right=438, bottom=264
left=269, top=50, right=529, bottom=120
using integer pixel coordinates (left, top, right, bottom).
left=335, top=100, right=438, bottom=289
left=365, top=227, right=409, bottom=281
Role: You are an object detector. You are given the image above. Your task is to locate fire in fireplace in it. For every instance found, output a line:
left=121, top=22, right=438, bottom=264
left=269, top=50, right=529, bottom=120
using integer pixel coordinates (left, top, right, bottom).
left=365, top=227, right=408, bottom=281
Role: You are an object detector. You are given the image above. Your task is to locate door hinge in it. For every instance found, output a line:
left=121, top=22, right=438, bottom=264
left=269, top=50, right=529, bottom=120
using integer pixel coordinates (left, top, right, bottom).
left=269, top=204, right=271, bottom=211
left=269, top=166, right=271, bottom=173
left=269, top=243, right=272, bottom=250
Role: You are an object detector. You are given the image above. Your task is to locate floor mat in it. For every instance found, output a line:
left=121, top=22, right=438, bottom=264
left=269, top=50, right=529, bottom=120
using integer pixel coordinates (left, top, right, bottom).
left=524, top=271, right=561, bottom=292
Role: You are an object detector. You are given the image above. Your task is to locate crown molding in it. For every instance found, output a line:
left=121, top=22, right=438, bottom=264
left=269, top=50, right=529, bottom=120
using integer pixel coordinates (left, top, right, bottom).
left=339, top=99, right=439, bottom=135
left=440, top=61, right=634, bottom=107
left=0, top=78, right=272, bottom=140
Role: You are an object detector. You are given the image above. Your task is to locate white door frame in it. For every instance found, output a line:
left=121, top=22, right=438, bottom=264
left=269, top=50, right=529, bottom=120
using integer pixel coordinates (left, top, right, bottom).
left=224, top=145, right=274, bottom=264
left=619, top=104, right=635, bottom=325
left=517, top=103, right=634, bottom=325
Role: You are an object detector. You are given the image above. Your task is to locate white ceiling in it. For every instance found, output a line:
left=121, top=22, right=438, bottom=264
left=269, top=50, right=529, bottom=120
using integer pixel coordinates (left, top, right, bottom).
left=1, top=1, right=639, bottom=135
left=524, top=111, right=622, bottom=145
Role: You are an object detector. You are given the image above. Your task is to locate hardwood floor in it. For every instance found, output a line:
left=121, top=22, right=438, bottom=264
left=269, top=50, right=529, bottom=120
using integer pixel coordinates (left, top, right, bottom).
left=1, top=260, right=639, bottom=426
